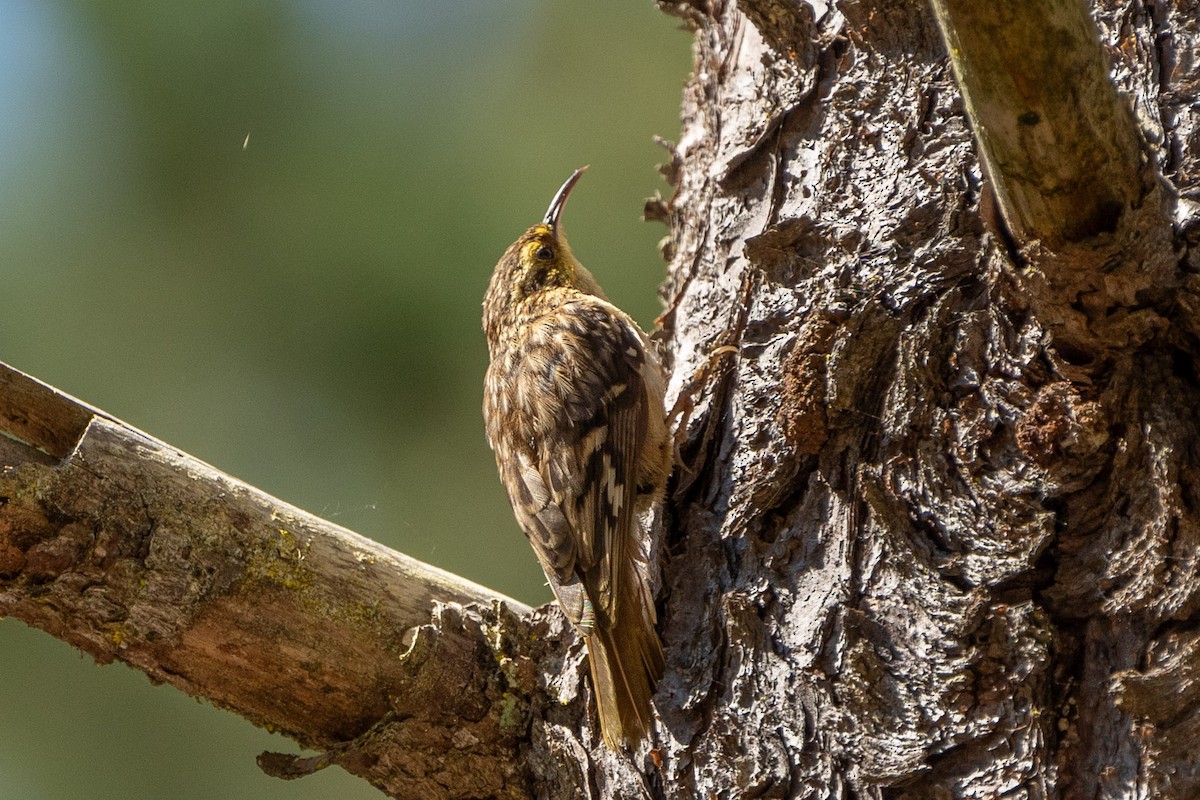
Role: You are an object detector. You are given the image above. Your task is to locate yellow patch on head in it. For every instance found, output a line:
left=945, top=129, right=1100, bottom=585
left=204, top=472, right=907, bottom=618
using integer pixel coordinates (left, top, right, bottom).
left=519, top=225, right=555, bottom=260
left=513, top=223, right=575, bottom=291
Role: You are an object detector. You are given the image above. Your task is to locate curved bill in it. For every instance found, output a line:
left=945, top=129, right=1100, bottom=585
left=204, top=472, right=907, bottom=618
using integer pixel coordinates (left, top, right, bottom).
left=543, top=165, right=589, bottom=229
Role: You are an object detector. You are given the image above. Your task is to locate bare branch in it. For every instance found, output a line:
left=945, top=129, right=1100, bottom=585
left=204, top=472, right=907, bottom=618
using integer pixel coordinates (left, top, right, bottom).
left=929, top=0, right=1146, bottom=247
left=0, top=362, right=537, bottom=798
left=930, top=0, right=1182, bottom=364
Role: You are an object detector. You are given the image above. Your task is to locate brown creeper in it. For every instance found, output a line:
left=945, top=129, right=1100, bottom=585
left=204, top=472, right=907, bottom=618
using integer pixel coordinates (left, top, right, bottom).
left=482, top=167, right=668, bottom=749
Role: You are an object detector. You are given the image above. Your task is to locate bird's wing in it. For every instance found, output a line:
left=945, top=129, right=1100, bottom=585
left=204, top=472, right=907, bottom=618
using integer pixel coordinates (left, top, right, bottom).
left=492, top=297, right=650, bottom=628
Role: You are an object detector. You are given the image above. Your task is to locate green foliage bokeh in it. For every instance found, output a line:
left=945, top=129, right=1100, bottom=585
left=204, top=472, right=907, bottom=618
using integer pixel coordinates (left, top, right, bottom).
left=0, top=3, right=688, bottom=798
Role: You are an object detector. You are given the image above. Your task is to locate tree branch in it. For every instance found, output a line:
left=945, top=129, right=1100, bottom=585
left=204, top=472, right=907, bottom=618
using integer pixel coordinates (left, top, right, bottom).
left=0, top=361, right=540, bottom=798
left=930, top=0, right=1182, bottom=363
left=929, top=0, right=1145, bottom=247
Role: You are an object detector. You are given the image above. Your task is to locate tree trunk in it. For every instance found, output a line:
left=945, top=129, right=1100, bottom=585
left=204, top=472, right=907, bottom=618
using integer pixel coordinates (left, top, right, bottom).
left=630, top=0, right=1200, bottom=797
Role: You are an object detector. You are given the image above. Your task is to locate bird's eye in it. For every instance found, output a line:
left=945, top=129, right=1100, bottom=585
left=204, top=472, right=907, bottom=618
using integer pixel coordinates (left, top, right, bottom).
left=535, top=245, right=553, bottom=261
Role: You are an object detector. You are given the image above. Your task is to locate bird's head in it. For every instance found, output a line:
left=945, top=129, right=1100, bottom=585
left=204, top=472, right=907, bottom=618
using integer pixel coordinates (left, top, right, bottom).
left=484, top=167, right=607, bottom=339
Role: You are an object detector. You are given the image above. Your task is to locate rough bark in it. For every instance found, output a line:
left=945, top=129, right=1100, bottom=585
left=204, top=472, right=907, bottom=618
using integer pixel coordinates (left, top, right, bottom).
left=638, top=0, right=1200, bottom=798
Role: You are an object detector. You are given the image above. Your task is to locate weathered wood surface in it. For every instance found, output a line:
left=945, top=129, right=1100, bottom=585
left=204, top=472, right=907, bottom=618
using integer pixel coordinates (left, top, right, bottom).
left=930, top=0, right=1148, bottom=248
left=0, top=362, right=538, bottom=799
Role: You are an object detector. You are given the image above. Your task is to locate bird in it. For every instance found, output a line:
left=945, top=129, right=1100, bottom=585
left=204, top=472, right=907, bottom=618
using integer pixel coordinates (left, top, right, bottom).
left=482, top=166, right=669, bottom=749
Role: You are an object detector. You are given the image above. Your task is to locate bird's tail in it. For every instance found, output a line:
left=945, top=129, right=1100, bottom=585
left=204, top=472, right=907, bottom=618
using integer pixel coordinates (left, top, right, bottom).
left=585, top=584, right=665, bottom=750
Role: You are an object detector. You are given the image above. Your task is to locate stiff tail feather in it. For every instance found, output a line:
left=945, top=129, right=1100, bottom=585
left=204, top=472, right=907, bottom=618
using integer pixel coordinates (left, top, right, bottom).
left=585, top=594, right=666, bottom=750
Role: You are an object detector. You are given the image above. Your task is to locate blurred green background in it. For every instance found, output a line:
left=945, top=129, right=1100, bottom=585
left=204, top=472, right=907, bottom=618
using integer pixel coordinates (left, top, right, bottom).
left=0, top=3, right=689, bottom=798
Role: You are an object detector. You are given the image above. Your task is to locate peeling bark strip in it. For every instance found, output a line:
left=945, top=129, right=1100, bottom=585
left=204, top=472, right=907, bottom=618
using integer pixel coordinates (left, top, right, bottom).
left=0, top=362, right=537, bottom=799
